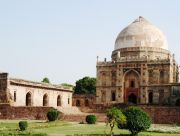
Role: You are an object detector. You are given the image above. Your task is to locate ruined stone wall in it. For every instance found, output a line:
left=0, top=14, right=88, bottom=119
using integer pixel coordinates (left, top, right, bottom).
left=72, top=94, right=95, bottom=108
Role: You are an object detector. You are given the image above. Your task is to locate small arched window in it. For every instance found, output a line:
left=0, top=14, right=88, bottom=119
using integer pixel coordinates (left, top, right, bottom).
left=57, top=95, right=61, bottom=106
left=101, top=91, right=106, bottom=102
left=14, top=91, right=16, bottom=102
left=68, top=98, right=70, bottom=104
left=43, top=94, right=48, bottom=106
left=148, top=92, right=153, bottom=104
left=160, top=71, right=164, bottom=83
left=26, top=92, right=32, bottom=106
left=112, top=92, right=116, bottom=101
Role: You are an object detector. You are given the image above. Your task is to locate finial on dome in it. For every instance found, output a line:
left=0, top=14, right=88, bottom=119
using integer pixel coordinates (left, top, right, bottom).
left=133, top=16, right=147, bottom=23
left=139, top=16, right=143, bottom=21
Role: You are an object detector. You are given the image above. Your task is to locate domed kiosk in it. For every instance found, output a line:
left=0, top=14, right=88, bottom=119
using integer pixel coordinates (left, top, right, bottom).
left=96, top=16, right=179, bottom=106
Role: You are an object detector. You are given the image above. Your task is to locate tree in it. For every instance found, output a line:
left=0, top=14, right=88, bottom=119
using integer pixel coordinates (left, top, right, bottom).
left=74, top=76, right=96, bottom=95
left=124, top=106, right=151, bottom=136
left=106, top=107, right=126, bottom=136
left=42, top=77, right=50, bottom=83
left=61, top=83, right=74, bottom=88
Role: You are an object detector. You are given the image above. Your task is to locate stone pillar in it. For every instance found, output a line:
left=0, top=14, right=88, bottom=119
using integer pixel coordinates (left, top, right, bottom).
left=0, top=73, right=9, bottom=103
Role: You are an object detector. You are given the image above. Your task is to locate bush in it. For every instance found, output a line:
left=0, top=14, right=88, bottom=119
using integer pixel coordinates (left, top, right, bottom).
left=47, top=108, right=59, bottom=121
left=124, top=106, right=151, bottom=136
left=19, top=121, right=28, bottom=131
left=86, top=115, right=97, bottom=124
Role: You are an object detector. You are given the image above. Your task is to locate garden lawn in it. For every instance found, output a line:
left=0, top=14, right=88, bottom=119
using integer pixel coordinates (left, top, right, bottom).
left=0, top=120, right=180, bottom=136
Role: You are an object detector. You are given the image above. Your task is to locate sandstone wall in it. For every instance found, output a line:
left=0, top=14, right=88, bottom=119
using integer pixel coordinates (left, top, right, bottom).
left=9, top=84, right=72, bottom=108
left=141, top=106, right=180, bottom=124
left=72, top=94, right=95, bottom=109
left=0, top=104, right=51, bottom=120
left=0, top=104, right=180, bottom=124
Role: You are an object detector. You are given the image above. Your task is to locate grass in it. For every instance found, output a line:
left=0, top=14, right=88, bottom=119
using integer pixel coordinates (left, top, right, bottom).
left=0, top=120, right=180, bottom=136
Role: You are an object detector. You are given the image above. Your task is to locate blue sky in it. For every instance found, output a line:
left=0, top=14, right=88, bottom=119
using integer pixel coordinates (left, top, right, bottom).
left=0, top=0, right=180, bottom=85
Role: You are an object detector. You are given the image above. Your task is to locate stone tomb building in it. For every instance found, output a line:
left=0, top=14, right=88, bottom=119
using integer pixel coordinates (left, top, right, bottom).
left=96, top=16, right=180, bottom=106
left=0, top=73, right=72, bottom=108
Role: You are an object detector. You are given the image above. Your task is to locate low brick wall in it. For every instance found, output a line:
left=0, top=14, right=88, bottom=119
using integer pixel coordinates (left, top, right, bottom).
left=93, top=104, right=180, bottom=124
left=141, top=106, right=180, bottom=124
left=0, top=104, right=51, bottom=120
left=0, top=104, right=180, bottom=124
left=61, top=113, right=106, bottom=122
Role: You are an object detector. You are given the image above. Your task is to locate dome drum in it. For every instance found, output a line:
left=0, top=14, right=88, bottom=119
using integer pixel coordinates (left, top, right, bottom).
left=111, top=46, right=170, bottom=61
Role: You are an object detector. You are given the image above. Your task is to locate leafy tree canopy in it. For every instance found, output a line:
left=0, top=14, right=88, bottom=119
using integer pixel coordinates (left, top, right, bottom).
left=74, top=76, right=96, bottom=95
left=42, top=77, right=50, bottom=83
left=124, top=106, right=151, bottom=136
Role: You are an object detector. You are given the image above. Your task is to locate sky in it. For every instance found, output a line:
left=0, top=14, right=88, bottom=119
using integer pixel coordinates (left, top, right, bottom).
left=0, top=0, right=180, bottom=85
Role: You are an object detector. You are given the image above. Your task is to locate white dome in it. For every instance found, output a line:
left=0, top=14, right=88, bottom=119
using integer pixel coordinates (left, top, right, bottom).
left=115, top=16, right=168, bottom=50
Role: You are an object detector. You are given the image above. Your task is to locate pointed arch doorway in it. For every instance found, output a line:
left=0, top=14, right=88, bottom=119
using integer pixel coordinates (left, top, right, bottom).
left=124, top=70, right=140, bottom=104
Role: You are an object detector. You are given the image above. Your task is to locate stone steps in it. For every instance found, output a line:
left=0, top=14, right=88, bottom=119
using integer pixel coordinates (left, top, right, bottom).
left=57, top=106, right=85, bottom=115
left=57, top=106, right=107, bottom=122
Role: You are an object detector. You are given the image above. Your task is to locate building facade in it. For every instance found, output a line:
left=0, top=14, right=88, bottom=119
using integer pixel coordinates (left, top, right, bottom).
left=96, top=16, right=180, bottom=106
left=0, top=73, right=72, bottom=108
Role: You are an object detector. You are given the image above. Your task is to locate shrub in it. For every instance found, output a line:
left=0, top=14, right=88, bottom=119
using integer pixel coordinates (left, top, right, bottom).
left=124, top=106, right=151, bottom=136
left=86, top=115, right=97, bottom=124
left=19, top=121, right=28, bottom=131
left=106, top=107, right=126, bottom=136
left=47, top=108, right=59, bottom=121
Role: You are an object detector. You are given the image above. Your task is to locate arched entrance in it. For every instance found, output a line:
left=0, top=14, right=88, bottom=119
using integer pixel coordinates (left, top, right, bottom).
left=76, top=99, right=80, bottom=107
left=26, top=92, right=32, bottom=106
left=111, top=92, right=116, bottom=101
left=85, top=99, right=89, bottom=107
left=148, top=92, right=153, bottom=104
left=57, top=95, right=61, bottom=106
left=43, top=94, right=48, bottom=106
left=176, top=99, right=180, bottom=106
left=128, top=93, right=137, bottom=104
left=124, top=70, right=140, bottom=104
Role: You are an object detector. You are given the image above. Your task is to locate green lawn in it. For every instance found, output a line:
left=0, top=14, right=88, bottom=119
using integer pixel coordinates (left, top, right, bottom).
left=0, top=120, right=180, bottom=136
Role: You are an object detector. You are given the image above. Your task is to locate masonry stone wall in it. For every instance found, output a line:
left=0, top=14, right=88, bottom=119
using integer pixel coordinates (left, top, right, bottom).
left=0, top=104, right=51, bottom=120
left=0, top=73, right=73, bottom=109
left=9, top=84, right=72, bottom=108
left=141, top=106, right=180, bottom=124
left=72, top=94, right=95, bottom=109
